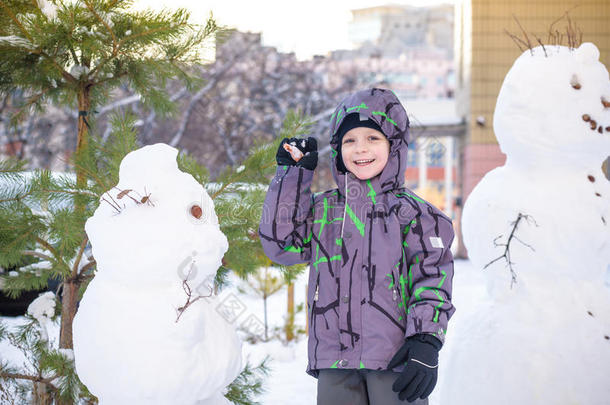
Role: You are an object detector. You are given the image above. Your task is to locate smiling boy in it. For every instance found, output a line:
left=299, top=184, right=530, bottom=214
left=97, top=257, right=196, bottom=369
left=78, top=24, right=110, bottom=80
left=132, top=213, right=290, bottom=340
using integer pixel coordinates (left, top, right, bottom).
left=259, top=88, right=456, bottom=404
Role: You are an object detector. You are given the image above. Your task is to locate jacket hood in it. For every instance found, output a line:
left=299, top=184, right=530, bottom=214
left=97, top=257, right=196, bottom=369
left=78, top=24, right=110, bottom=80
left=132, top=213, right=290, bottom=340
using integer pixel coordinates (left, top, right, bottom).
left=329, top=88, right=410, bottom=197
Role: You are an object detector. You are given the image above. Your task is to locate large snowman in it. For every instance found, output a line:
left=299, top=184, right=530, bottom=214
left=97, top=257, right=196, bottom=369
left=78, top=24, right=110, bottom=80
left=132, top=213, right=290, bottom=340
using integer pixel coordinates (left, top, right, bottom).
left=440, top=43, right=610, bottom=403
left=73, top=144, right=242, bottom=405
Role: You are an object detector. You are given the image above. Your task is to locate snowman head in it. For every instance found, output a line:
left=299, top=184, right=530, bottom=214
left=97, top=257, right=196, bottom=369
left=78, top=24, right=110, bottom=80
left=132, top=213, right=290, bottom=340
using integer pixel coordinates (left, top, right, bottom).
left=85, top=143, right=228, bottom=287
left=493, top=42, right=610, bottom=166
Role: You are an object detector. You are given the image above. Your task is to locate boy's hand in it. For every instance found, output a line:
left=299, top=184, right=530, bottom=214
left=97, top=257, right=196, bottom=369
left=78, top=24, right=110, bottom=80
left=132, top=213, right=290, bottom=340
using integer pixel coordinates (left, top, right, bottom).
left=387, top=334, right=441, bottom=403
left=276, top=137, right=318, bottom=170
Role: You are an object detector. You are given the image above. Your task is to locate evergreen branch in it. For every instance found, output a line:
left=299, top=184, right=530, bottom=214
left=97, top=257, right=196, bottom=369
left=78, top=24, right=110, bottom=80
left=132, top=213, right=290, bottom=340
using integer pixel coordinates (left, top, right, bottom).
left=116, top=25, right=176, bottom=54
left=0, top=194, right=27, bottom=204
left=0, top=186, right=97, bottom=205
left=11, top=87, right=53, bottom=122
left=65, top=31, right=80, bottom=67
left=83, top=0, right=118, bottom=56
left=68, top=158, right=112, bottom=194
left=210, top=169, right=248, bottom=200
left=71, top=236, right=88, bottom=278
left=36, top=236, right=58, bottom=258
left=0, top=372, right=59, bottom=393
left=224, top=356, right=271, bottom=405
left=2, top=227, right=35, bottom=258
left=210, top=161, right=274, bottom=200
left=22, top=250, right=54, bottom=263
left=0, top=158, right=27, bottom=180
left=78, top=259, right=96, bottom=277
left=0, top=1, right=34, bottom=42
left=92, top=70, right=128, bottom=87
left=0, top=371, right=58, bottom=388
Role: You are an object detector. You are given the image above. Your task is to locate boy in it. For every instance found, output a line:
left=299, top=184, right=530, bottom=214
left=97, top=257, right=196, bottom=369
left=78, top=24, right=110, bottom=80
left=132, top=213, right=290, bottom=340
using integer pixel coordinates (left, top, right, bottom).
left=259, top=88, right=455, bottom=404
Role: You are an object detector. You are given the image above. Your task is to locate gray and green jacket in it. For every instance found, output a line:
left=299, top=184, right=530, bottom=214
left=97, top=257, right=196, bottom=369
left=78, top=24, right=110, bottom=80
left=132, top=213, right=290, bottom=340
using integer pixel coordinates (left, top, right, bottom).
left=259, top=88, right=455, bottom=378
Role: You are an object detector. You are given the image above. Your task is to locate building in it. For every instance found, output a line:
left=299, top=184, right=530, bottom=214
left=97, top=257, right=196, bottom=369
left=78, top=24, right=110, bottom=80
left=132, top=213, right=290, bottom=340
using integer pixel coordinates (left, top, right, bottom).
left=348, top=4, right=454, bottom=58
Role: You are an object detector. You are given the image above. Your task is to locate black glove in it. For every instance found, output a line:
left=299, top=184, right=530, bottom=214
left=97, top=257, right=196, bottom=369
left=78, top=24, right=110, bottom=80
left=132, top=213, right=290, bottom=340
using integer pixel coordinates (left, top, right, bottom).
left=276, top=137, right=318, bottom=171
left=387, top=334, right=442, bottom=403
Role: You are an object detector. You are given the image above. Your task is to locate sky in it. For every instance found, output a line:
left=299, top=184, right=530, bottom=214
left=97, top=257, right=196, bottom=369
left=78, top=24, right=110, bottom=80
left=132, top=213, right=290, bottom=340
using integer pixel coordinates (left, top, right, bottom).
left=134, top=0, right=455, bottom=60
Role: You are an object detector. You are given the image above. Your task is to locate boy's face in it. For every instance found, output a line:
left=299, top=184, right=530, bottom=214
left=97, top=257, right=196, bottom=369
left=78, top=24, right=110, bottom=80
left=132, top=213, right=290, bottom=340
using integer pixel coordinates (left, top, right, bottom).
left=341, top=127, right=390, bottom=180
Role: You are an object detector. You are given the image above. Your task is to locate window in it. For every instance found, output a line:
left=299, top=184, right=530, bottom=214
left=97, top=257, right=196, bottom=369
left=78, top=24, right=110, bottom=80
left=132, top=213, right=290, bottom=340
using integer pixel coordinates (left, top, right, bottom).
left=426, top=142, right=445, bottom=167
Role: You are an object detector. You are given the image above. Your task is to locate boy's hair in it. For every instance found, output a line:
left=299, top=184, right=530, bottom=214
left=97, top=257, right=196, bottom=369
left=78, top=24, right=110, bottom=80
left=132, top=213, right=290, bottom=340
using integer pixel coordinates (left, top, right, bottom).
left=335, top=112, right=385, bottom=173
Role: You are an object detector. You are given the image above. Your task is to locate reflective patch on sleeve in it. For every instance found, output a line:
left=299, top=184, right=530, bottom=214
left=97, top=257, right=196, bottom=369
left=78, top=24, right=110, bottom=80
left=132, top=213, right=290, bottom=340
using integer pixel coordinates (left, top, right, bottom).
left=429, top=236, right=444, bottom=249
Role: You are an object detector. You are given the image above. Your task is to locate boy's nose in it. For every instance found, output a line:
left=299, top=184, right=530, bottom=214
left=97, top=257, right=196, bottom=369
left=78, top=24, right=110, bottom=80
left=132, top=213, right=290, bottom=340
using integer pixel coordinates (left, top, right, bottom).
left=354, top=141, right=368, bottom=152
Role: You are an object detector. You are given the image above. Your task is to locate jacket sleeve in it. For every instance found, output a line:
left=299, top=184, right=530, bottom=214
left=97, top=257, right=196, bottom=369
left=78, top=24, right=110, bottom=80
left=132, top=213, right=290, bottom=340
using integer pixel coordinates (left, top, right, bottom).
left=402, top=205, right=456, bottom=345
left=258, top=165, right=314, bottom=266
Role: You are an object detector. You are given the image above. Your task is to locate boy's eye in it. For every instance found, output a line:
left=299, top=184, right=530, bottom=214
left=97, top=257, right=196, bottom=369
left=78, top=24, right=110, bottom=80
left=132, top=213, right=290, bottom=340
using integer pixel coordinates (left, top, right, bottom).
left=343, top=139, right=353, bottom=144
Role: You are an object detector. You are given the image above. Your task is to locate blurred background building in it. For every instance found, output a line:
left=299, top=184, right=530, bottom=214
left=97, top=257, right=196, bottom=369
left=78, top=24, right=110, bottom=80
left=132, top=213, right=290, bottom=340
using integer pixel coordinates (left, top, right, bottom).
left=2, top=1, right=609, bottom=260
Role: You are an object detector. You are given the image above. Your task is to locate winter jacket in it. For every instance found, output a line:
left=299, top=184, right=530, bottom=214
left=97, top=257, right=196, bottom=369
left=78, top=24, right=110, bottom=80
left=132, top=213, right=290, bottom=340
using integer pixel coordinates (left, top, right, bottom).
left=259, top=88, right=455, bottom=378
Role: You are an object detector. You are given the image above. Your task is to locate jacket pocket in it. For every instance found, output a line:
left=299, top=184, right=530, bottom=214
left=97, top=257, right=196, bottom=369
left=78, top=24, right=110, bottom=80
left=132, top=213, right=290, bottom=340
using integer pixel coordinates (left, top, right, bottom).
left=391, top=267, right=406, bottom=322
left=307, top=272, right=319, bottom=326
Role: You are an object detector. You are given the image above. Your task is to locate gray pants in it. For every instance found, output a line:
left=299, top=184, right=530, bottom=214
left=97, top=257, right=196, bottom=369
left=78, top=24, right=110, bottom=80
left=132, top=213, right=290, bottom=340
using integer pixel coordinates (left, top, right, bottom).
left=317, top=369, right=429, bottom=405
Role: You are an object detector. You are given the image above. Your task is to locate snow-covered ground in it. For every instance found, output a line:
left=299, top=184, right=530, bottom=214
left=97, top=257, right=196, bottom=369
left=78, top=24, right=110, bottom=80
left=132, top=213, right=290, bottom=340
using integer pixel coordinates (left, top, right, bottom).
left=0, top=259, right=482, bottom=404
left=238, top=258, right=484, bottom=405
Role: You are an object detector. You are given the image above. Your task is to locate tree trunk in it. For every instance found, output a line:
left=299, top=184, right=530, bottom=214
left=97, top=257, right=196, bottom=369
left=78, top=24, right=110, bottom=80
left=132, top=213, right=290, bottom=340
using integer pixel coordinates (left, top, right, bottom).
left=74, top=85, right=90, bottom=216
left=285, top=282, right=294, bottom=342
left=56, top=85, right=91, bottom=405
left=59, top=280, right=79, bottom=350
left=263, top=295, right=268, bottom=341
left=31, top=382, right=53, bottom=405
left=58, top=85, right=90, bottom=351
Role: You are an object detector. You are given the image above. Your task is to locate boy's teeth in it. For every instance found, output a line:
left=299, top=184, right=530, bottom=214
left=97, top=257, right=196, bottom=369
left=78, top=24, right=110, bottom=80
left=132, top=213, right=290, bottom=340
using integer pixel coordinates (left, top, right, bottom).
left=356, top=159, right=374, bottom=163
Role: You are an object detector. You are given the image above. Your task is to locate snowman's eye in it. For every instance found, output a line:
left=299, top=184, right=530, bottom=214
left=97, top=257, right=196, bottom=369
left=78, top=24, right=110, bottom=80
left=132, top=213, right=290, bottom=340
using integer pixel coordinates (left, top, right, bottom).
left=570, top=74, right=581, bottom=90
left=190, top=204, right=203, bottom=219
left=602, top=97, right=610, bottom=108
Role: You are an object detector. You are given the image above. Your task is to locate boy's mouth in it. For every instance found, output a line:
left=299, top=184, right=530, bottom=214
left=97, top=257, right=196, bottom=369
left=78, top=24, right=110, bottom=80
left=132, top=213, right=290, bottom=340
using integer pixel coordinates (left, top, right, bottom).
left=354, top=159, right=375, bottom=166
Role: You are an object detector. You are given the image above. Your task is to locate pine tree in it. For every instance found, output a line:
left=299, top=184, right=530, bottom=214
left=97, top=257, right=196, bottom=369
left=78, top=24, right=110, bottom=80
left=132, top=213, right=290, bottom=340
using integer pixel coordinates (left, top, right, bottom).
left=0, top=0, right=223, bottom=356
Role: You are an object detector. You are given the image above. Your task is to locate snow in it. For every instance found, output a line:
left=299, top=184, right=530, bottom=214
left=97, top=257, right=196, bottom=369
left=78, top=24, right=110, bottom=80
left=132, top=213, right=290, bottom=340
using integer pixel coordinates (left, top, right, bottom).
left=24, top=291, right=56, bottom=343
left=5, top=45, right=608, bottom=403
left=69, top=65, right=90, bottom=78
left=454, top=42, right=610, bottom=404
left=0, top=35, right=35, bottom=50
left=2, top=259, right=482, bottom=404
left=37, top=0, right=58, bottom=21
left=26, top=291, right=55, bottom=323
left=72, top=143, right=242, bottom=405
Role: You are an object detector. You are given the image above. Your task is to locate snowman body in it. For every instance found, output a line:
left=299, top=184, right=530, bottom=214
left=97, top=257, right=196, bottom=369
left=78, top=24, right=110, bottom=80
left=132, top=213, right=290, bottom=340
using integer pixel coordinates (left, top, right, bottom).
left=440, top=43, right=610, bottom=404
left=73, top=144, right=242, bottom=405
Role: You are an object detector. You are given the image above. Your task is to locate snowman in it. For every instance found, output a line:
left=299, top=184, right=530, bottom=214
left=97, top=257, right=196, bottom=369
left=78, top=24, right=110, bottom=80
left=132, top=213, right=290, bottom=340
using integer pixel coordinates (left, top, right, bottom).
left=73, top=143, right=242, bottom=405
left=439, top=43, right=610, bottom=404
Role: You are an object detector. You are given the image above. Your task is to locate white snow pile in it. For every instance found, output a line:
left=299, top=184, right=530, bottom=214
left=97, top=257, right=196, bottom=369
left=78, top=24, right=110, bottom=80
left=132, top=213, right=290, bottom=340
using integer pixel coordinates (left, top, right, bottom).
left=73, top=143, right=242, bottom=405
left=27, top=291, right=56, bottom=342
left=27, top=291, right=56, bottom=323
left=37, top=0, right=58, bottom=21
left=441, top=43, right=610, bottom=404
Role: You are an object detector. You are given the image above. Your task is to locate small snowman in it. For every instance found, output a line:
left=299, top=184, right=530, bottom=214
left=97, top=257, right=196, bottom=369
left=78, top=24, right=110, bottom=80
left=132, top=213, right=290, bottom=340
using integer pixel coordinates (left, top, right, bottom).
left=73, top=143, right=242, bottom=405
left=440, top=43, right=610, bottom=404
